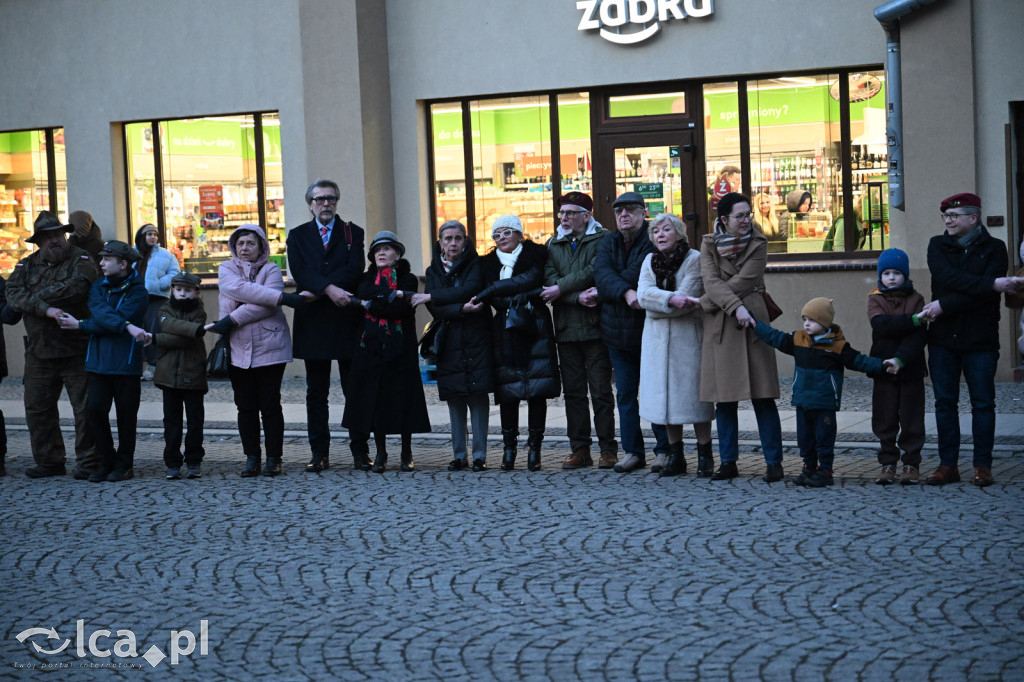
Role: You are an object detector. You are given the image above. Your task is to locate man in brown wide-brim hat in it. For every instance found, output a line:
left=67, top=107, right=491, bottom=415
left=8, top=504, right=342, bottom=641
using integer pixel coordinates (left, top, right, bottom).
left=6, top=211, right=99, bottom=478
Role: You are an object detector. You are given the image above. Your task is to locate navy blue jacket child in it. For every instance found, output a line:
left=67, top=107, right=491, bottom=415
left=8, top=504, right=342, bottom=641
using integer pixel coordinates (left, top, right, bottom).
left=753, top=297, right=883, bottom=487
left=70, top=240, right=149, bottom=482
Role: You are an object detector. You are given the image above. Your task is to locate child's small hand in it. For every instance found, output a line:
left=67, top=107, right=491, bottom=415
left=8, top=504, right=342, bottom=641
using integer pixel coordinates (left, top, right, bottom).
left=883, top=358, right=900, bottom=375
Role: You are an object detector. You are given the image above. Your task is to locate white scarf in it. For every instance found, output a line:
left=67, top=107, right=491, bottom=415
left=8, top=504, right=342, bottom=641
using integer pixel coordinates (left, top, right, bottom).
left=496, top=243, right=523, bottom=279
left=555, top=216, right=602, bottom=240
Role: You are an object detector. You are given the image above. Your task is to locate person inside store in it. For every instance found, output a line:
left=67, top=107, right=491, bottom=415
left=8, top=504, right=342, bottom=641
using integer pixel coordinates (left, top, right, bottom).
left=286, top=179, right=367, bottom=473
left=207, top=224, right=309, bottom=478
left=540, top=191, right=617, bottom=471
left=593, top=192, right=670, bottom=474
left=918, top=192, right=1023, bottom=487
left=341, top=231, right=431, bottom=473
left=699, top=192, right=785, bottom=483
left=822, top=196, right=866, bottom=252
left=135, top=223, right=180, bottom=381
left=6, top=211, right=99, bottom=479
left=777, top=189, right=812, bottom=241
left=472, top=215, right=560, bottom=472
left=423, top=220, right=494, bottom=471
left=752, top=192, right=784, bottom=246
left=637, top=213, right=715, bottom=477
left=68, top=210, right=104, bottom=262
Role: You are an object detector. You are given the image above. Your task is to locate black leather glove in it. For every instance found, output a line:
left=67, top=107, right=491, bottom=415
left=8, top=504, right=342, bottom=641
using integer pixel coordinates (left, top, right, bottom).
left=280, top=292, right=306, bottom=308
left=194, top=326, right=207, bottom=338
left=209, top=316, right=237, bottom=335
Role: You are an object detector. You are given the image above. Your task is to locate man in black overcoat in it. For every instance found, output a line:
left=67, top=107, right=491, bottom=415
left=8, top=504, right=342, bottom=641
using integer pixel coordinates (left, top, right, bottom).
left=286, top=179, right=366, bottom=471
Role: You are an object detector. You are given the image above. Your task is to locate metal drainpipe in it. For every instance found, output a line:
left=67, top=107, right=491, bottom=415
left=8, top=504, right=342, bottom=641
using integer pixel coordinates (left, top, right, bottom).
left=874, top=0, right=939, bottom=211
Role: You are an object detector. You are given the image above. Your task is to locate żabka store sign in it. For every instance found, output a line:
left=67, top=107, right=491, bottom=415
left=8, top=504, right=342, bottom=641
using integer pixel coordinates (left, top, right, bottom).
left=577, top=0, right=714, bottom=44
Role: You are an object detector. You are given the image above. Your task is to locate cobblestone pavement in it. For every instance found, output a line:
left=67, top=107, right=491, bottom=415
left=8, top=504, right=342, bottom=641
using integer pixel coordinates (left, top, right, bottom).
left=1, top=433, right=1022, bottom=680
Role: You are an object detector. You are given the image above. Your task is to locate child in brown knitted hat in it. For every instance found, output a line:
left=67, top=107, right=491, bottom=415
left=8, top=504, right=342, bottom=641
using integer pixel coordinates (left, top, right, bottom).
left=753, top=297, right=897, bottom=487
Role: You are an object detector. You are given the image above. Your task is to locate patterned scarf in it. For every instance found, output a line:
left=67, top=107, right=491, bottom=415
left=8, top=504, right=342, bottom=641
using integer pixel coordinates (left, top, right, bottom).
left=651, top=243, right=690, bottom=291
left=360, top=266, right=403, bottom=360
left=713, top=219, right=752, bottom=260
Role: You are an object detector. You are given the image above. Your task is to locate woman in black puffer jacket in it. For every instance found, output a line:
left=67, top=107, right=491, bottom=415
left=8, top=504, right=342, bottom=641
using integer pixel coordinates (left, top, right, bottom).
left=473, top=215, right=560, bottom=472
left=423, top=221, right=495, bottom=472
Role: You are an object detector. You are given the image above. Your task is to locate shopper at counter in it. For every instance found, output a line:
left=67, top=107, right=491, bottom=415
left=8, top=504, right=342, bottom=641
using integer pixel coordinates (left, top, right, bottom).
left=777, top=190, right=812, bottom=240
left=286, top=179, right=366, bottom=473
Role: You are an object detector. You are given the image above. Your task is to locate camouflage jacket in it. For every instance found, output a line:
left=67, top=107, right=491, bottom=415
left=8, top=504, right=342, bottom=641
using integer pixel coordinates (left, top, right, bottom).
left=6, top=247, right=98, bottom=359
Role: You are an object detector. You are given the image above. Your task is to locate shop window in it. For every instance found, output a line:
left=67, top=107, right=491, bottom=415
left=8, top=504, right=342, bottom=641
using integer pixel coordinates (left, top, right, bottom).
left=431, top=102, right=468, bottom=237
left=557, top=92, right=593, bottom=196
left=702, top=82, right=743, bottom=226
left=0, top=128, right=67, bottom=274
left=608, top=91, right=687, bottom=118
left=470, top=96, right=554, bottom=252
left=845, top=71, right=889, bottom=252
left=124, top=113, right=284, bottom=276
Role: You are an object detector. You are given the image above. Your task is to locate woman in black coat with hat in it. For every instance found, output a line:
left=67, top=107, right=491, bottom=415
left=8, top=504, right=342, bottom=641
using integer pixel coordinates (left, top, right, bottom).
left=473, top=214, right=560, bottom=471
left=341, top=231, right=431, bottom=473
left=423, top=221, right=494, bottom=472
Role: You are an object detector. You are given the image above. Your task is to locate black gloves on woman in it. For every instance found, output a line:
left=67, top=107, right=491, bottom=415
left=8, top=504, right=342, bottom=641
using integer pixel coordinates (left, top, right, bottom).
left=209, top=316, right=237, bottom=335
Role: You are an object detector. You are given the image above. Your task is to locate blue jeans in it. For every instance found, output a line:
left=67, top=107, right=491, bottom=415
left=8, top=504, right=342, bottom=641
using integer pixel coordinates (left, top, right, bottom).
left=928, top=345, right=997, bottom=468
left=608, top=346, right=668, bottom=459
left=796, top=407, right=837, bottom=472
left=715, top=399, right=783, bottom=465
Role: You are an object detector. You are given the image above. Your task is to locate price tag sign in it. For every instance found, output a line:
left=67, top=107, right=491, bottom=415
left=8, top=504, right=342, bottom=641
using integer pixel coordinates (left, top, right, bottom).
left=634, top=183, right=663, bottom=199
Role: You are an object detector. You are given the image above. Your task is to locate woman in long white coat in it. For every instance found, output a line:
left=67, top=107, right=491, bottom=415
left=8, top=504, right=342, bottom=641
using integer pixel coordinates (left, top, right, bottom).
left=638, top=213, right=715, bottom=477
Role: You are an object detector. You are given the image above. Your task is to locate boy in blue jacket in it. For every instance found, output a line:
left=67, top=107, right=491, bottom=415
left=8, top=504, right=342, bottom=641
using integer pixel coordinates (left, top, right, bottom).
left=754, top=297, right=896, bottom=487
left=58, top=241, right=149, bottom=482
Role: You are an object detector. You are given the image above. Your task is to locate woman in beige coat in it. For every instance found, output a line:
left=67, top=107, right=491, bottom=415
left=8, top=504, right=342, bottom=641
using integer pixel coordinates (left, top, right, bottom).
left=699, top=193, right=784, bottom=483
left=638, top=213, right=715, bottom=477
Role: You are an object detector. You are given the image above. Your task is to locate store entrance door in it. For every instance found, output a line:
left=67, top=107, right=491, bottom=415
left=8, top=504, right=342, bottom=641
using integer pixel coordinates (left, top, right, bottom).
left=595, top=130, right=700, bottom=244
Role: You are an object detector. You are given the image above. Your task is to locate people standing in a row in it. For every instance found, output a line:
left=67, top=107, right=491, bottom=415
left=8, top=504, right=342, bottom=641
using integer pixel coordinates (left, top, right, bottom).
left=475, top=215, right=560, bottom=471
left=342, top=231, right=431, bottom=472
left=286, top=180, right=366, bottom=472
left=6, top=211, right=99, bottom=479
left=424, top=221, right=494, bottom=472
left=135, top=223, right=180, bottom=381
left=594, top=192, right=670, bottom=473
left=541, top=192, right=617, bottom=470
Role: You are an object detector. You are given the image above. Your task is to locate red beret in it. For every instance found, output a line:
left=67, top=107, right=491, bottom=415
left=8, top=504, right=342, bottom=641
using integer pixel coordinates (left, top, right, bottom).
left=940, top=192, right=981, bottom=212
left=557, top=191, right=593, bottom=212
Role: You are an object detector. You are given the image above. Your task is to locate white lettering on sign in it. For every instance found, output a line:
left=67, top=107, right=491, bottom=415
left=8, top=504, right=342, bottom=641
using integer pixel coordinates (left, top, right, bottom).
left=577, top=0, right=714, bottom=44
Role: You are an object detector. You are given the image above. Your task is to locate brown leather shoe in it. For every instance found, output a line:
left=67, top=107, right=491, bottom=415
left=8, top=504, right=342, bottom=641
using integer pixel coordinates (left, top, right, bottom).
left=973, top=466, right=994, bottom=487
left=925, top=464, right=961, bottom=486
left=562, top=450, right=593, bottom=469
left=597, top=453, right=617, bottom=469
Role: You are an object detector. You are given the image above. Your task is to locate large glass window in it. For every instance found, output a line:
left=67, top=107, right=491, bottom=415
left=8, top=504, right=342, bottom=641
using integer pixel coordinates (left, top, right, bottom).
left=431, top=102, right=468, bottom=237
left=0, top=128, right=67, bottom=275
left=124, top=113, right=284, bottom=276
left=702, top=82, right=743, bottom=220
left=557, top=92, right=592, bottom=196
left=470, top=95, right=554, bottom=251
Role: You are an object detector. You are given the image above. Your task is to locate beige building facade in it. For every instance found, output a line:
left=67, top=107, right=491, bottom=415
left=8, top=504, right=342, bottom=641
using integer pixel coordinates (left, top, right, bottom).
left=0, top=0, right=1021, bottom=378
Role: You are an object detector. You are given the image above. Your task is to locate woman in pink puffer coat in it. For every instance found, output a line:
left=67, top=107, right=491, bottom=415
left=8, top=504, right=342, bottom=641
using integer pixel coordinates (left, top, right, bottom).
left=209, top=224, right=308, bottom=478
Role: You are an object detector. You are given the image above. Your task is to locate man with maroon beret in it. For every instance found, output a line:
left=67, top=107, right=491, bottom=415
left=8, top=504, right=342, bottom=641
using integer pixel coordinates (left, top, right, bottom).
left=541, top=191, right=617, bottom=469
left=919, top=192, right=1021, bottom=486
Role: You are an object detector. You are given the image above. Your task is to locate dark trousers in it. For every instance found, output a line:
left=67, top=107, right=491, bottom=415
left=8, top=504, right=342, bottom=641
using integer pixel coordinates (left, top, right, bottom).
left=229, top=363, right=286, bottom=461
left=557, top=340, right=617, bottom=455
left=796, top=407, right=837, bottom=472
left=928, top=345, right=998, bottom=468
left=303, top=358, right=352, bottom=458
left=499, top=398, right=547, bottom=433
left=161, top=387, right=206, bottom=467
left=872, top=375, right=925, bottom=467
left=86, top=373, right=142, bottom=472
left=607, top=345, right=669, bottom=458
left=23, top=353, right=97, bottom=471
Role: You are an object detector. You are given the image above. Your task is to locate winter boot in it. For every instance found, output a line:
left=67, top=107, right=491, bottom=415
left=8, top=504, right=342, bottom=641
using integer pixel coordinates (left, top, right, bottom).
left=526, top=428, right=544, bottom=471
left=240, top=455, right=261, bottom=478
left=696, top=441, right=714, bottom=478
left=659, top=441, right=687, bottom=477
left=263, top=457, right=282, bottom=477
left=500, top=428, right=518, bottom=471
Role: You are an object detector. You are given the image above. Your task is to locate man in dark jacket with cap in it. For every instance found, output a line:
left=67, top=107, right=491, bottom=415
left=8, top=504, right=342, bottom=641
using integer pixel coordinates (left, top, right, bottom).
left=286, top=179, right=366, bottom=472
left=6, top=211, right=99, bottom=478
left=593, top=192, right=669, bottom=473
left=920, top=192, right=1021, bottom=487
